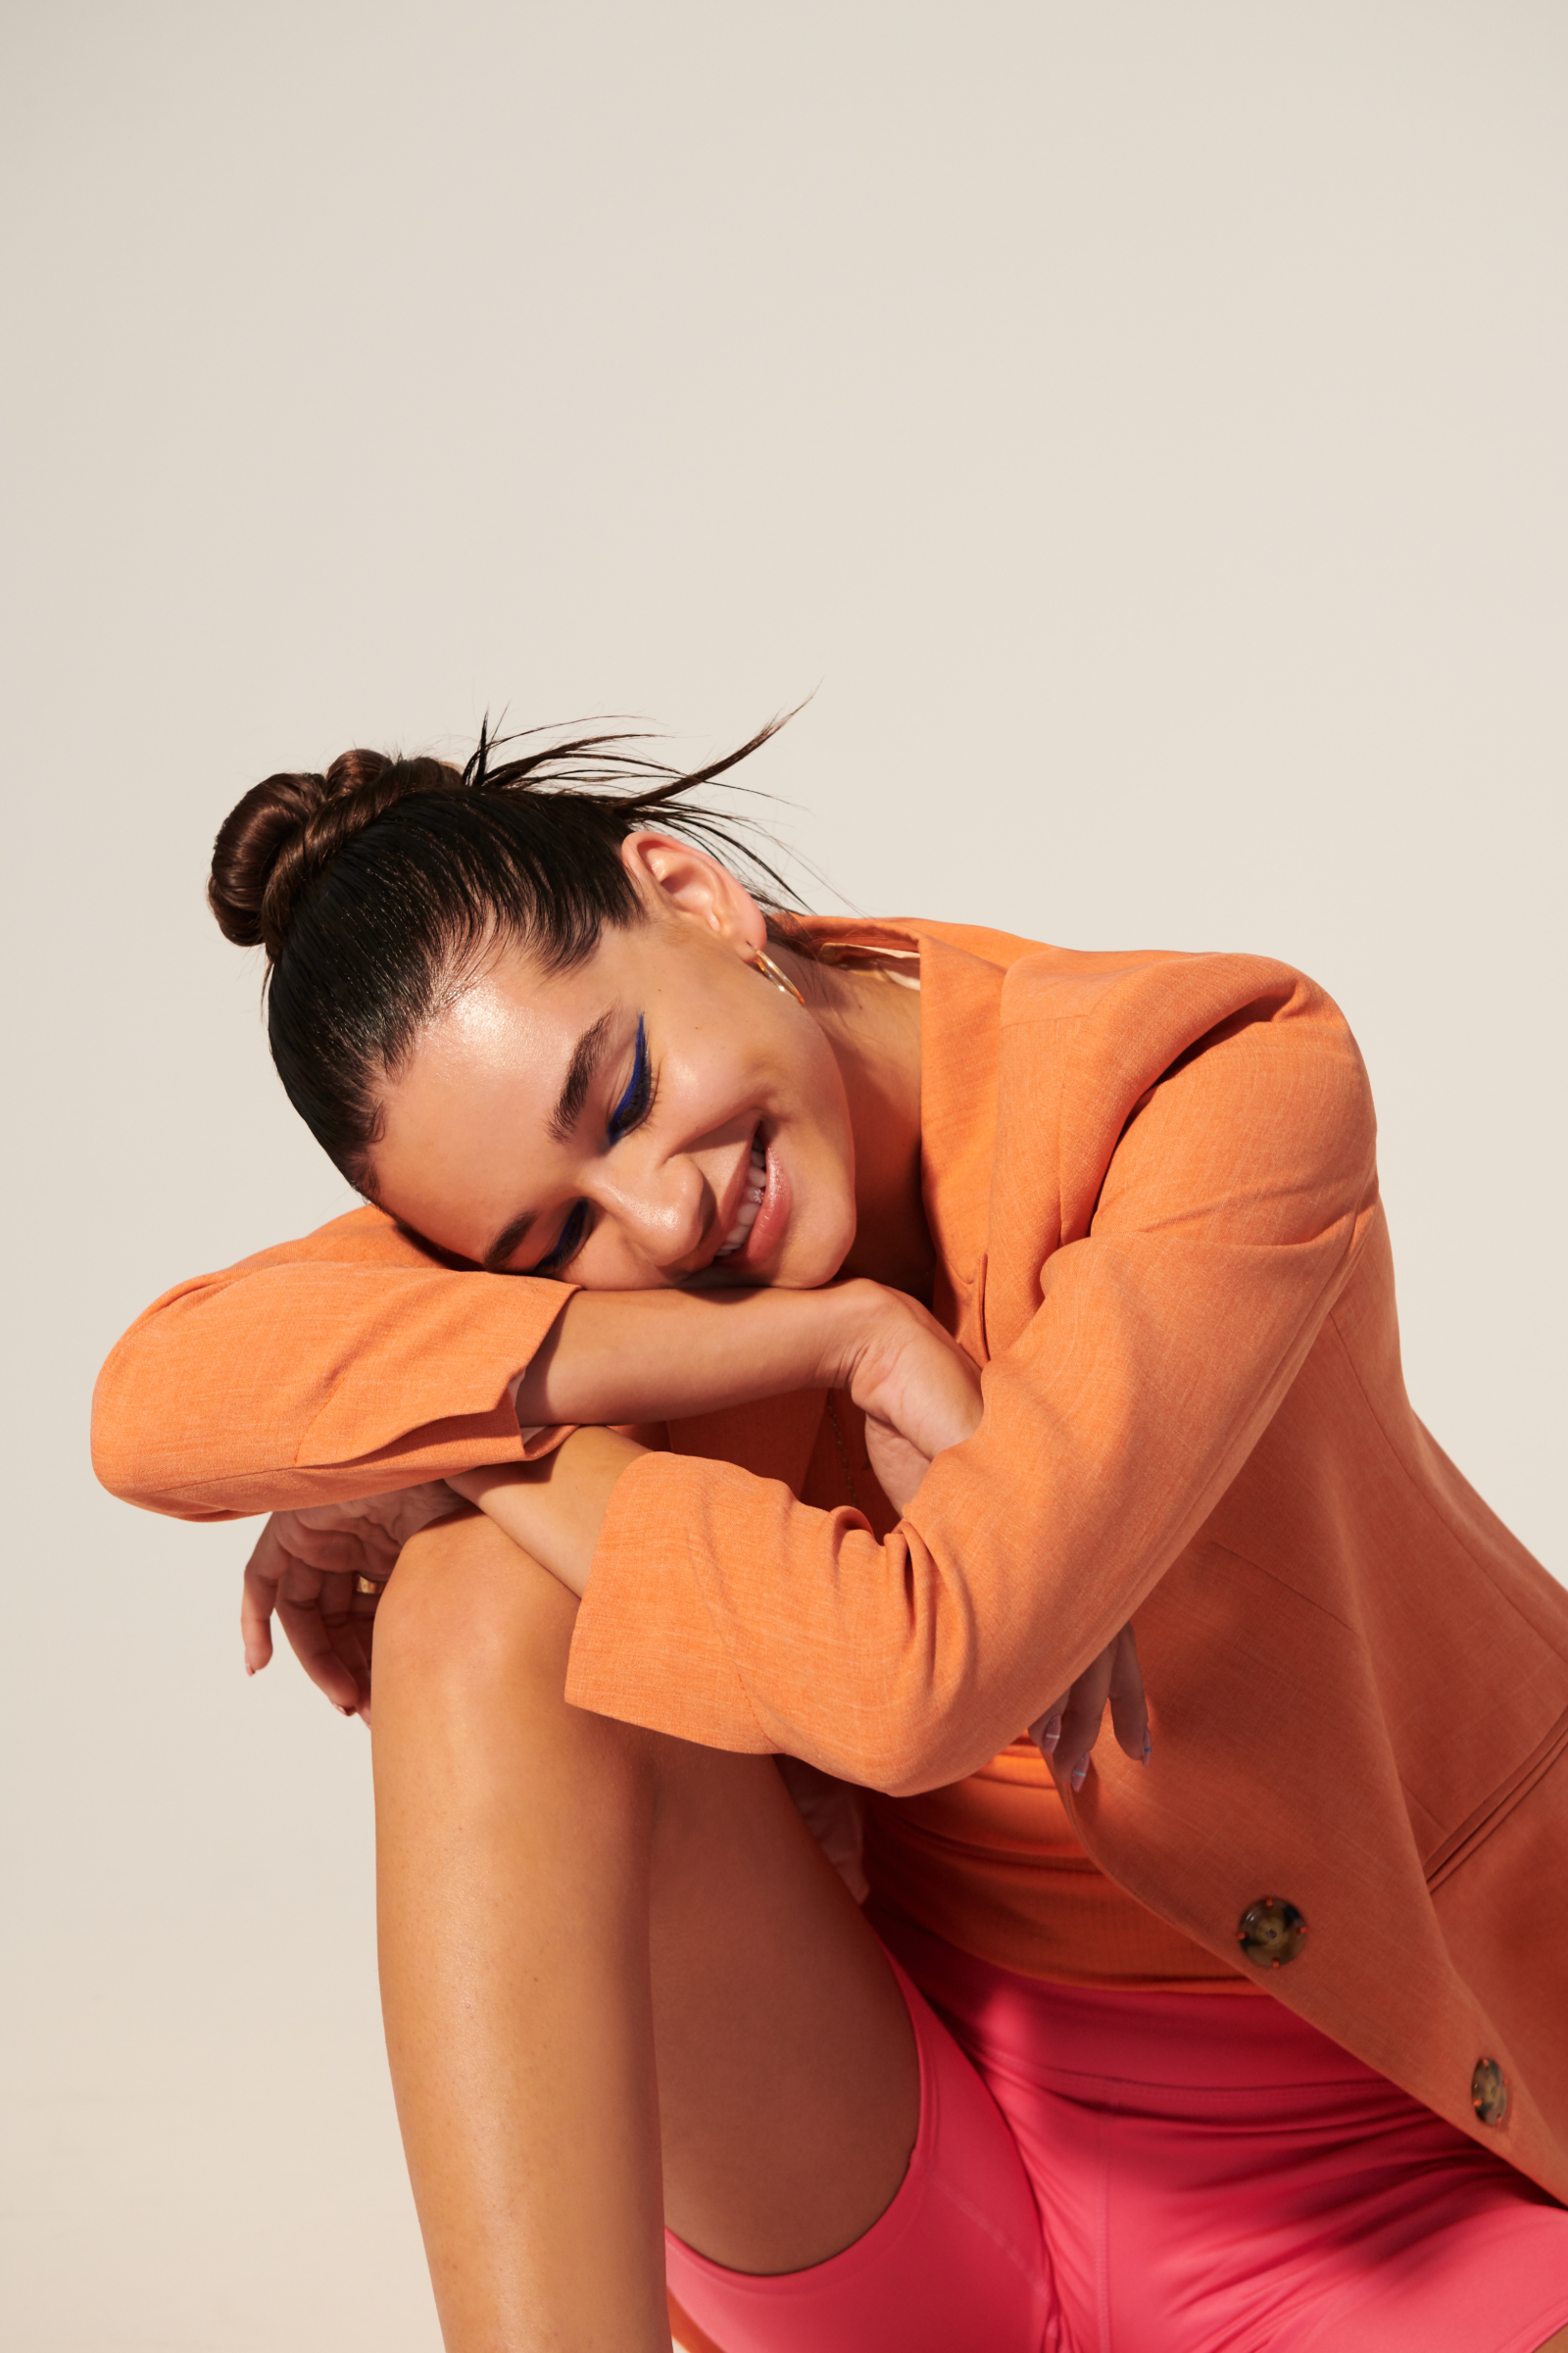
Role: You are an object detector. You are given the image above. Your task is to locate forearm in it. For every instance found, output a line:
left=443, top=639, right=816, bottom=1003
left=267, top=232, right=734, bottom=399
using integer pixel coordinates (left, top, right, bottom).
left=513, top=1281, right=883, bottom=1430
left=449, top=1427, right=646, bottom=1599
left=93, top=1228, right=883, bottom=1518
left=454, top=1278, right=976, bottom=1600
left=92, top=1250, right=575, bottom=1519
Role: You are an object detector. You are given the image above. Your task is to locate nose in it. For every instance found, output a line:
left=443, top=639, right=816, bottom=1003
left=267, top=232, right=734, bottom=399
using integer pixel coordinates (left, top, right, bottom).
left=591, top=1146, right=712, bottom=1274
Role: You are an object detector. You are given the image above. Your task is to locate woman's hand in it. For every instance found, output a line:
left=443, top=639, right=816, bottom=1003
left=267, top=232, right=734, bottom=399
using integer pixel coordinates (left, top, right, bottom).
left=1029, top=1623, right=1150, bottom=1794
left=241, top=1482, right=466, bottom=1722
left=449, top=1425, right=646, bottom=1601
left=830, top=1294, right=1151, bottom=1791
left=508, top=1278, right=985, bottom=1520
left=830, top=1288, right=985, bottom=1515
left=511, top=1280, right=977, bottom=1447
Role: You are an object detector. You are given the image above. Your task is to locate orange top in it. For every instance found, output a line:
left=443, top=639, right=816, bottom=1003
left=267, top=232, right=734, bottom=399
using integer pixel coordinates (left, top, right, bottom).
left=92, top=919, right=1568, bottom=2197
left=864, top=1745, right=1256, bottom=1991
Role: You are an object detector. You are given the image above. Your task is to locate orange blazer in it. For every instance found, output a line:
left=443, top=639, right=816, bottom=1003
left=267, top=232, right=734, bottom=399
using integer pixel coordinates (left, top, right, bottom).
left=93, top=920, right=1568, bottom=2199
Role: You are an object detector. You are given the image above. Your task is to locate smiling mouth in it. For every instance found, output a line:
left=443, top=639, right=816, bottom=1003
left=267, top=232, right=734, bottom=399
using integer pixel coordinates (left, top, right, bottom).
left=714, top=1131, right=768, bottom=1259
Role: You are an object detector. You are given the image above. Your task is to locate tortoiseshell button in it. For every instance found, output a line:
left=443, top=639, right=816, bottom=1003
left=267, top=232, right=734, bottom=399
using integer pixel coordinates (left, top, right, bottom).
left=1471, top=2058, right=1508, bottom=2127
left=1236, top=1896, right=1307, bottom=1967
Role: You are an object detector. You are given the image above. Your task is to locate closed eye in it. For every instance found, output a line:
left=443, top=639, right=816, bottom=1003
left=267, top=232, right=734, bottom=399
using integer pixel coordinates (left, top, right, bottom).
left=533, top=1198, right=591, bottom=1279
left=531, top=1020, right=655, bottom=1277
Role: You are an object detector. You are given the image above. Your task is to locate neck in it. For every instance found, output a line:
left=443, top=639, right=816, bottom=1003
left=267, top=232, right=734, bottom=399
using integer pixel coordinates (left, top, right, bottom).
left=783, top=948, right=933, bottom=1299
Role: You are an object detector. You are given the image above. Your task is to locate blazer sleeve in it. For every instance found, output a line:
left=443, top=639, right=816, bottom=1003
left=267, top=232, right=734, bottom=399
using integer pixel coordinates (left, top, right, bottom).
left=91, top=1206, right=576, bottom=1520
left=565, top=965, right=1381, bottom=1791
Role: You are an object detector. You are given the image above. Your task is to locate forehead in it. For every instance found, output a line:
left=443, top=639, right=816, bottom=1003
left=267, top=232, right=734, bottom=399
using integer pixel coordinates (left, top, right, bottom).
left=366, top=939, right=614, bottom=1247
left=394, top=929, right=631, bottom=1111
left=369, top=919, right=685, bottom=1210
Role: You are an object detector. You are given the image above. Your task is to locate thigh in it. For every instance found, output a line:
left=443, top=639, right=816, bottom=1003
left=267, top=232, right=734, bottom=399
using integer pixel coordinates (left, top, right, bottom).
left=647, top=1734, right=922, bottom=2272
left=666, top=1951, right=1054, bottom=2353
left=376, top=1513, right=918, bottom=2278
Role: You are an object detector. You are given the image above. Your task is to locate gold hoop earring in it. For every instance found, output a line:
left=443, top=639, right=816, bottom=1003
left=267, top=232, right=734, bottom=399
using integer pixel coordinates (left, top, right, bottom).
left=750, top=949, right=806, bottom=1006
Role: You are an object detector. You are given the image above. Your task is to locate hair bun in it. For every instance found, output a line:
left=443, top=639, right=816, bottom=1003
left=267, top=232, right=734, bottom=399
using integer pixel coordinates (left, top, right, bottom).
left=209, top=769, right=330, bottom=953
left=209, top=749, right=457, bottom=960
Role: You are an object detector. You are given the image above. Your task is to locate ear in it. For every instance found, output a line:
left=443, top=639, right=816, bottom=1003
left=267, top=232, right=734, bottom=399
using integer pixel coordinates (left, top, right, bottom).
left=619, top=831, right=768, bottom=953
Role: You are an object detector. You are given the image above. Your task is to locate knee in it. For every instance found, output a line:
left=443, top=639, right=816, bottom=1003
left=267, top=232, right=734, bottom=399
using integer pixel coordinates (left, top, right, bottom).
left=373, top=1507, right=578, bottom=1714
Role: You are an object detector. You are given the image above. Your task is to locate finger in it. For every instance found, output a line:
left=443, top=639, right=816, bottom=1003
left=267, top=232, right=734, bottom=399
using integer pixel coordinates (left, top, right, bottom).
left=340, top=1610, right=376, bottom=1716
left=305, top=1566, right=379, bottom=1715
left=317, top=1567, right=357, bottom=1630
left=279, top=1521, right=396, bottom=1579
left=1106, top=1623, right=1151, bottom=1766
left=240, top=1517, right=294, bottom=1675
left=350, top=1571, right=384, bottom=1624
left=317, top=1568, right=374, bottom=1714
left=354, top=1572, right=386, bottom=1730
left=861, top=1420, right=934, bottom=1518
left=295, top=1495, right=376, bottom=1526
left=1054, top=1642, right=1117, bottom=1793
left=1029, top=1697, right=1066, bottom=1757
left=241, top=1570, right=274, bottom=1676
left=276, top=1592, right=365, bottom=1715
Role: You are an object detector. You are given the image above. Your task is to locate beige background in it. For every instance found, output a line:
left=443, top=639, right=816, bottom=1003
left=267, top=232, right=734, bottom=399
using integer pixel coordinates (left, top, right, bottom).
left=3, top=4, right=1564, bottom=2346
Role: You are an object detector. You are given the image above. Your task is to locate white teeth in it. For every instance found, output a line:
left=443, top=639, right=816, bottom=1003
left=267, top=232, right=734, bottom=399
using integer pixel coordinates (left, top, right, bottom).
left=716, top=1140, right=769, bottom=1256
left=717, top=1201, right=760, bottom=1252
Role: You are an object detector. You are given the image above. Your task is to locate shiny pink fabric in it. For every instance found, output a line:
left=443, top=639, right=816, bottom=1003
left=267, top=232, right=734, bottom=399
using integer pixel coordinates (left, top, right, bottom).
left=664, top=1909, right=1568, bottom=2353
left=666, top=1945, right=1056, bottom=2353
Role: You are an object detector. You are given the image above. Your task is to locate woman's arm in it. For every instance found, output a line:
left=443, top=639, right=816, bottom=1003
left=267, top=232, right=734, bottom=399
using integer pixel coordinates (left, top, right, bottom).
left=508, top=1280, right=962, bottom=1435
left=91, top=1207, right=573, bottom=1519
left=453, top=1274, right=994, bottom=1593
left=450, top=1344, right=1150, bottom=1789
left=91, top=1200, right=943, bottom=1521
left=234, top=1286, right=993, bottom=1717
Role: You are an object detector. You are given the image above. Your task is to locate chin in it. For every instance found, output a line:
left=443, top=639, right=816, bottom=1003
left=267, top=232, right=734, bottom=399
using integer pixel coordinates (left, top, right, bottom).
left=781, top=1211, right=856, bottom=1290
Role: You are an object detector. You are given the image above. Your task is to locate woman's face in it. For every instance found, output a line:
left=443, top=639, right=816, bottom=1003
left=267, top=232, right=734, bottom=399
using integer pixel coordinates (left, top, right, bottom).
left=369, top=835, right=859, bottom=1291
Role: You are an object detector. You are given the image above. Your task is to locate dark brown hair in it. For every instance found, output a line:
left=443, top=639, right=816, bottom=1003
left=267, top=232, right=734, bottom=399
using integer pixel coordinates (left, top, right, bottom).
left=209, top=717, right=804, bottom=1192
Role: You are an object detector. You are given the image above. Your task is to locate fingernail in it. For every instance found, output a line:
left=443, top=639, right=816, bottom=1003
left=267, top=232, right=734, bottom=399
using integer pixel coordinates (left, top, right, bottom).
left=1040, top=1713, right=1062, bottom=1754
left=1070, top=1756, right=1089, bottom=1790
left=244, top=1660, right=255, bottom=1678
left=1142, top=1732, right=1152, bottom=1767
left=337, top=1704, right=356, bottom=1718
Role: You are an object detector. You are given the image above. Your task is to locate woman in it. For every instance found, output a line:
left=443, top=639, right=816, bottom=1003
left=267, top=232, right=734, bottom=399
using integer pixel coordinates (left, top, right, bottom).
left=93, top=725, right=1568, bottom=2353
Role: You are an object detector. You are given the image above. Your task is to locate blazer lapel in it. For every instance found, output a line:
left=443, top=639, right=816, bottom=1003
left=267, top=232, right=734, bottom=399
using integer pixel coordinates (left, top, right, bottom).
left=907, top=931, right=1006, bottom=1363
left=797, top=917, right=1012, bottom=1363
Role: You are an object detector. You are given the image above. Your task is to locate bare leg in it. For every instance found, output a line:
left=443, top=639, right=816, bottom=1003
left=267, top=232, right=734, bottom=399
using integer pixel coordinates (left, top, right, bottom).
left=371, top=1513, right=919, bottom=2352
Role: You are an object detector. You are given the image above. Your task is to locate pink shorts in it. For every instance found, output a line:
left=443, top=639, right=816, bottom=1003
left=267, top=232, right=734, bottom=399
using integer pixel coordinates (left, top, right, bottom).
left=666, top=1907, right=1568, bottom=2353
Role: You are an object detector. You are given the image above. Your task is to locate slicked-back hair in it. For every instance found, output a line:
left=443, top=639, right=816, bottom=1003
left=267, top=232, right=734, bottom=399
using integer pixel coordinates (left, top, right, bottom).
left=208, top=716, right=806, bottom=1193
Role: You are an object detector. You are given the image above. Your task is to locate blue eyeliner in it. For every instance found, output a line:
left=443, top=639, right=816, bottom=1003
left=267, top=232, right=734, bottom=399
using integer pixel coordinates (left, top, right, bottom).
left=537, top=1019, right=651, bottom=1276
left=536, top=1201, right=587, bottom=1276
left=608, top=1017, right=649, bottom=1139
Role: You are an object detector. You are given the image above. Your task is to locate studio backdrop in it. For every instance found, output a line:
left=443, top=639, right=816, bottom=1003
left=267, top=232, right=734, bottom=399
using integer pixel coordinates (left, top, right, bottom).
left=3, top=5, right=1563, bottom=2347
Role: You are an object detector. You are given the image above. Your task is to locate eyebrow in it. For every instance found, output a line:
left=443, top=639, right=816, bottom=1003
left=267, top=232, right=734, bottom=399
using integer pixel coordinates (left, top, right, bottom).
left=548, top=1010, right=614, bottom=1145
left=478, top=1008, right=615, bottom=1273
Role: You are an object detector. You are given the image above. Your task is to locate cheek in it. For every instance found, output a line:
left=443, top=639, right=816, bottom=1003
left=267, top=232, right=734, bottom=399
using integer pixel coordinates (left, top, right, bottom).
left=784, top=1036, right=855, bottom=1173
left=569, top=1221, right=679, bottom=1293
left=774, top=1064, right=858, bottom=1272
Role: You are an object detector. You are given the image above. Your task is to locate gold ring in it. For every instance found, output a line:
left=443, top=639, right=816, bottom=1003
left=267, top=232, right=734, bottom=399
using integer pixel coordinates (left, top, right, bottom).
left=355, top=1574, right=379, bottom=1596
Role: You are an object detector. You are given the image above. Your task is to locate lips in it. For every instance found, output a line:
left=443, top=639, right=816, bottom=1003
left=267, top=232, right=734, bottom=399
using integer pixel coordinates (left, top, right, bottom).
left=715, top=1132, right=768, bottom=1258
